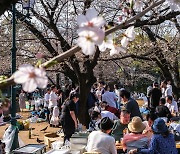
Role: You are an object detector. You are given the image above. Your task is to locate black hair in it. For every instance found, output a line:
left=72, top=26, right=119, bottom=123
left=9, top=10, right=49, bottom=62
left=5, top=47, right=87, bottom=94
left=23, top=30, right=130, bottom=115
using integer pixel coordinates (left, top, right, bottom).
left=46, top=88, right=50, bottom=91
left=50, top=85, right=56, bottom=90
left=166, top=95, right=173, bottom=101
left=99, top=81, right=105, bottom=85
left=160, top=98, right=166, bottom=105
left=114, top=84, right=118, bottom=89
left=146, top=113, right=158, bottom=121
left=121, top=109, right=130, bottom=115
left=101, top=101, right=108, bottom=104
left=70, top=93, right=79, bottom=100
left=153, top=82, right=159, bottom=87
left=104, top=85, right=109, bottom=91
left=91, top=111, right=101, bottom=120
left=120, top=90, right=130, bottom=99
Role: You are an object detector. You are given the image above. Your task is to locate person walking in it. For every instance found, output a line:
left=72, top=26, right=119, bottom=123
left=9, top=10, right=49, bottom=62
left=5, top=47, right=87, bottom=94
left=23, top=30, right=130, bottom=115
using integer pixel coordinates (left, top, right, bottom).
left=60, top=93, right=79, bottom=143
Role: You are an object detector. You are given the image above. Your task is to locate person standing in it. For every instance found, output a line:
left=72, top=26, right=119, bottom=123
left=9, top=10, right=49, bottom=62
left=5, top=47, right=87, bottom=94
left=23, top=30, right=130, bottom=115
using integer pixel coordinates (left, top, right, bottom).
left=49, top=85, right=58, bottom=111
left=120, top=90, right=142, bottom=119
left=60, top=93, right=79, bottom=143
left=148, top=82, right=162, bottom=111
left=19, top=90, right=26, bottom=112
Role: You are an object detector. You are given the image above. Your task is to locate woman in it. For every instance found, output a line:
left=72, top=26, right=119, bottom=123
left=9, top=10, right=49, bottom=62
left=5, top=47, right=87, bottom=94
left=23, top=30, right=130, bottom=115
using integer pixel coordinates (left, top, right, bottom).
left=19, top=90, right=26, bottom=112
left=122, top=116, right=149, bottom=152
left=86, top=117, right=117, bottom=154
left=60, top=93, right=79, bottom=143
left=129, top=118, right=178, bottom=154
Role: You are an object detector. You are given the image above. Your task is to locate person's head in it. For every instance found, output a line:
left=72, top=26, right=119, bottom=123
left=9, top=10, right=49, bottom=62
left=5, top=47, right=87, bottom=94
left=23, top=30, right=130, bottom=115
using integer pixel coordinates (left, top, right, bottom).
left=99, top=117, right=114, bottom=134
left=100, top=101, right=108, bottom=109
left=120, top=90, right=130, bottom=102
left=114, top=84, right=118, bottom=90
left=159, top=97, right=166, bottom=105
left=161, top=80, right=167, bottom=88
left=166, top=79, right=171, bottom=85
left=51, top=85, right=57, bottom=92
left=70, top=93, right=79, bottom=103
left=153, top=82, right=159, bottom=88
left=146, top=113, right=158, bottom=127
left=120, top=110, right=130, bottom=124
left=166, top=95, right=173, bottom=104
left=46, top=88, right=51, bottom=94
left=128, top=116, right=146, bottom=134
left=91, top=110, right=101, bottom=120
left=152, top=118, right=169, bottom=137
left=104, top=85, right=110, bottom=91
left=99, top=81, right=105, bottom=88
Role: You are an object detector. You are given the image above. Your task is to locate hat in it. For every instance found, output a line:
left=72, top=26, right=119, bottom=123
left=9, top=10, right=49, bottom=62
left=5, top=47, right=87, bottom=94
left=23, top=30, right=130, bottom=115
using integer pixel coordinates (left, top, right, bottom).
left=152, top=118, right=168, bottom=133
left=99, top=117, right=114, bottom=131
left=128, top=116, right=146, bottom=133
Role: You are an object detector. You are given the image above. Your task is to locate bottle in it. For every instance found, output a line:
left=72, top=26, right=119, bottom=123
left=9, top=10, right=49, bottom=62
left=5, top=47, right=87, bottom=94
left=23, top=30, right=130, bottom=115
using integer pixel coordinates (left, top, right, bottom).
left=28, top=127, right=31, bottom=139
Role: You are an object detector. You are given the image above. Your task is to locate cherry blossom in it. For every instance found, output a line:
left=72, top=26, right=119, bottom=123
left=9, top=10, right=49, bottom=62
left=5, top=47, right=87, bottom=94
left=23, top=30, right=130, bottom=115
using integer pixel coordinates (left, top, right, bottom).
left=77, top=8, right=105, bottom=29
left=98, top=34, right=114, bottom=52
left=77, top=28, right=104, bottom=55
left=13, top=64, right=48, bottom=93
left=110, top=45, right=126, bottom=56
left=77, top=8, right=106, bottom=56
left=121, top=26, right=135, bottom=48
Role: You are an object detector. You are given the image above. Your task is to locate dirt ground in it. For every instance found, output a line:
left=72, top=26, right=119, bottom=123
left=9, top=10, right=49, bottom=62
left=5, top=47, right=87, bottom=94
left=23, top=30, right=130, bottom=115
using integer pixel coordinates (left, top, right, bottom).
left=0, top=110, right=61, bottom=150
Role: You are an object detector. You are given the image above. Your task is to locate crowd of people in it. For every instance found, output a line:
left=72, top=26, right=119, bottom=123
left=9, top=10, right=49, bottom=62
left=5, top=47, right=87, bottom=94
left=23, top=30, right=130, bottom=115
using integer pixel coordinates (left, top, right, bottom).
left=15, top=79, right=179, bottom=154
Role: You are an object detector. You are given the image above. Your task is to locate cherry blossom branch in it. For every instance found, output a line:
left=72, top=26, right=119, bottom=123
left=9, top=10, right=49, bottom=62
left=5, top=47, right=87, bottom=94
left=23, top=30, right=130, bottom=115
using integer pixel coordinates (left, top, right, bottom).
left=0, top=0, right=166, bottom=89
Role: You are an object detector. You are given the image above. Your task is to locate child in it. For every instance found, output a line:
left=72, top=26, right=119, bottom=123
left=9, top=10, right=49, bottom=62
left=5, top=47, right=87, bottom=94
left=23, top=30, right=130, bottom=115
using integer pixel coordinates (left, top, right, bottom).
left=50, top=106, right=60, bottom=127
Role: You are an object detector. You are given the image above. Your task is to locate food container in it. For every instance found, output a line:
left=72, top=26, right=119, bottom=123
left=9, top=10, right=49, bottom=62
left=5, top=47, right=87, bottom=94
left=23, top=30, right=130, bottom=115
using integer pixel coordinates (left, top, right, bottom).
left=13, top=144, right=46, bottom=154
left=45, top=149, right=70, bottom=154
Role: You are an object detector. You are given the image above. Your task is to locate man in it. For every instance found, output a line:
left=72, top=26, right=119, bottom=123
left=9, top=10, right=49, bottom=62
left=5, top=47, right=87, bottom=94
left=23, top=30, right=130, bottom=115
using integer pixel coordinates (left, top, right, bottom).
left=120, top=90, right=142, bottom=119
left=111, top=110, right=130, bottom=141
left=86, top=117, right=117, bottom=154
left=165, top=95, right=178, bottom=115
left=44, top=88, right=51, bottom=122
left=60, top=93, right=79, bottom=143
left=100, top=101, right=120, bottom=118
left=148, top=82, right=162, bottom=111
left=102, top=85, right=117, bottom=108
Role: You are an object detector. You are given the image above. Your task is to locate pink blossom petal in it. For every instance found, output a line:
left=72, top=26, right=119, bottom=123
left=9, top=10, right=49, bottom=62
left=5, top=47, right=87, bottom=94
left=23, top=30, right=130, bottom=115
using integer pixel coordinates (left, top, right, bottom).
left=86, top=8, right=98, bottom=21
left=14, top=71, right=29, bottom=84
left=35, top=76, right=48, bottom=89
left=121, top=37, right=129, bottom=48
left=22, top=79, right=37, bottom=93
left=77, top=15, right=88, bottom=27
left=91, top=16, right=105, bottom=28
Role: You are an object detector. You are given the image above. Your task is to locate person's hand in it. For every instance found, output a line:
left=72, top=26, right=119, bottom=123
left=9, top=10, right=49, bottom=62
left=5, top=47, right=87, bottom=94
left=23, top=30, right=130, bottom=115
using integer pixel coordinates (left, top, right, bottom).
left=128, top=149, right=137, bottom=154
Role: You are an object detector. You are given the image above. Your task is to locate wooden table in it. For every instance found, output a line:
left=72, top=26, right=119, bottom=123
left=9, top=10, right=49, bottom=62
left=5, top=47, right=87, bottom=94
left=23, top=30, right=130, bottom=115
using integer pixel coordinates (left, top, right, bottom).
left=116, top=142, right=180, bottom=150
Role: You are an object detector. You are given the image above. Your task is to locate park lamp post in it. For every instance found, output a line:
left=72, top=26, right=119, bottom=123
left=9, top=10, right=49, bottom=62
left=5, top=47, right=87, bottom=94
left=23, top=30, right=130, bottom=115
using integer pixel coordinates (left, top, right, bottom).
left=10, top=0, right=35, bottom=151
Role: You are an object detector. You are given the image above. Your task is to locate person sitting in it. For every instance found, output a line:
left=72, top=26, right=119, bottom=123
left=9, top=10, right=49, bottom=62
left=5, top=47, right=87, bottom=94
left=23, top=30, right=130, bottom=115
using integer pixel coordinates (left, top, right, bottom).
left=156, top=97, right=172, bottom=122
left=143, top=113, right=158, bottom=139
left=111, top=110, right=130, bottom=141
left=129, top=118, right=178, bottom=154
left=100, top=101, right=121, bottom=118
left=86, top=117, right=117, bottom=154
left=165, top=95, right=178, bottom=116
left=122, top=116, right=149, bottom=153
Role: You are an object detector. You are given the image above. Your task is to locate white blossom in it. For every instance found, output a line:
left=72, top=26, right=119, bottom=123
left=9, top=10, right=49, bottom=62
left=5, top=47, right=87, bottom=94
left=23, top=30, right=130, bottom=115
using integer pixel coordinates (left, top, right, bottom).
left=98, top=34, right=114, bottom=52
left=110, top=45, right=126, bottom=56
left=121, top=26, right=135, bottom=48
left=132, top=0, right=144, bottom=12
left=77, top=28, right=104, bottom=55
left=13, top=64, right=48, bottom=93
left=77, top=8, right=106, bottom=56
left=77, top=8, right=105, bottom=29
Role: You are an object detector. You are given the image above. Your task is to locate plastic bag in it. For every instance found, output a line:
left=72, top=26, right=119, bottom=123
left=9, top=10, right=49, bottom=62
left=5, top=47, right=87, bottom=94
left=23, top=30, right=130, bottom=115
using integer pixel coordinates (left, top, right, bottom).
left=2, top=125, right=19, bottom=154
